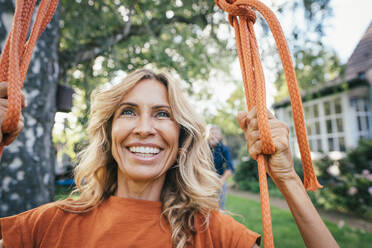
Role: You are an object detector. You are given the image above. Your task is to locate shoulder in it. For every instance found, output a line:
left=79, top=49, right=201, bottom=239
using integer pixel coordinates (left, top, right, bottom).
left=208, top=211, right=261, bottom=247
left=1, top=201, right=60, bottom=227
left=0, top=202, right=62, bottom=247
left=220, top=143, right=230, bottom=152
left=215, top=142, right=224, bottom=151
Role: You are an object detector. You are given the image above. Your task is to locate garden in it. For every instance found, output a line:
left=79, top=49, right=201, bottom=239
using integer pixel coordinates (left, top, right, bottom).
left=233, top=139, right=372, bottom=246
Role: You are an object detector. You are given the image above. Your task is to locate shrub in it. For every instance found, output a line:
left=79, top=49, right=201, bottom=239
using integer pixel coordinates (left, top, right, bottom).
left=233, top=158, right=260, bottom=192
left=310, top=139, right=372, bottom=218
left=233, top=153, right=303, bottom=197
left=233, top=140, right=372, bottom=218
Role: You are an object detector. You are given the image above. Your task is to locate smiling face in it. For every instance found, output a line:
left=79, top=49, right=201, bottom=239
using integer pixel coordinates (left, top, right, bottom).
left=111, top=79, right=180, bottom=184
left=208, top=126, right=221, bottom=148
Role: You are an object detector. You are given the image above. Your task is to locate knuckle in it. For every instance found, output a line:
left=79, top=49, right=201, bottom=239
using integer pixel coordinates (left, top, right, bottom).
left=251, top=130, right=259, bottom=140
left=278, top=121, right=289, bottom=131
left=249, top=119, right=258, bottom=129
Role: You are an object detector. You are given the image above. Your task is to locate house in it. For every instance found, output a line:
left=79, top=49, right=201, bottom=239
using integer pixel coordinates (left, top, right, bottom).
left=274, top=22, right=372, bottom=158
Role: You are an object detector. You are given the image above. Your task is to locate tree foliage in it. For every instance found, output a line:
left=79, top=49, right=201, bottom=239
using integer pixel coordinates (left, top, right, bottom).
left=54, top=0, right=336, bottom=157
left=59, top=0, right=233, bottom=85
left=275, top=46, right=345, bottom=101
left=54, top=0, right=236, bottom=157
left=270, top=0, right=345, bottom=101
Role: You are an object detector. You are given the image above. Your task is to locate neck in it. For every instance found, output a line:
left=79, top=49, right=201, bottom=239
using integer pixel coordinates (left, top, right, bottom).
left=115, top=173, right=165, bottom=202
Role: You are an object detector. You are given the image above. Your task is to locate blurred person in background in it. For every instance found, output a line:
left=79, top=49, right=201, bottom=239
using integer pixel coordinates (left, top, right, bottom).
left=208, top=125, right=234, bottom=209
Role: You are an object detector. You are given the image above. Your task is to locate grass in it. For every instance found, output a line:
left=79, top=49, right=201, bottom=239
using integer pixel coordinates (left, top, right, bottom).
left=226, top=194, right=372, bottom=247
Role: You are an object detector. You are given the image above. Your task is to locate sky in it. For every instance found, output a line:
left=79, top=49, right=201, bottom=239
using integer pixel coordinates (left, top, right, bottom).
left=324, top=0, right=372, bottom=63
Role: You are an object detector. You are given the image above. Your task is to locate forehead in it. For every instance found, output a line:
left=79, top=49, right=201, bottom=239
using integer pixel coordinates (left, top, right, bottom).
left=210, top=127, right=221, bottom=133
left=121, top=79, right=169, bottom=105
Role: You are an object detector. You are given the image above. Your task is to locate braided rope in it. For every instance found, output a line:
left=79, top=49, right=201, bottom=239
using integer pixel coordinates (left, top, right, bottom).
left=0, top=0, right=58, bottom=156
left=214, top=0, right=322, bottom=246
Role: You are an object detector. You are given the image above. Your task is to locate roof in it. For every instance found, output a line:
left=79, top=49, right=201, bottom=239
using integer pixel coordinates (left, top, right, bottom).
left=344, top=21, right=372, bottom=81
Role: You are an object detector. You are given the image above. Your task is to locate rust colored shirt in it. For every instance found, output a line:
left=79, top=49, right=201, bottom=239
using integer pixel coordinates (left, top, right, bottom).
left=0, top=196, right=260, bottom=247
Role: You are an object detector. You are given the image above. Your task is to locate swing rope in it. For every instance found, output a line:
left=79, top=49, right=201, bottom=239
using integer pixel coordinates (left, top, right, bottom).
left=214, top=0, right=322, bottom=247
left=0, top=0, right=58, bottom=156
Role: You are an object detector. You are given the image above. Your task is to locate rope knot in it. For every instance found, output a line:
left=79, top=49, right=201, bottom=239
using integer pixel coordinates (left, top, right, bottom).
left=214, top=0, right=256, bottom=26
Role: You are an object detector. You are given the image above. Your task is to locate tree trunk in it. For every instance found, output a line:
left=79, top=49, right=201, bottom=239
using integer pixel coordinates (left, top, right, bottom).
left=0, top=2, right=59, bottom=217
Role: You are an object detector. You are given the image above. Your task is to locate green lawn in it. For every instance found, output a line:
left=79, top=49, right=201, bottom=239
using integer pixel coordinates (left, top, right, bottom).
left=226, top=194, right=372, bottom=247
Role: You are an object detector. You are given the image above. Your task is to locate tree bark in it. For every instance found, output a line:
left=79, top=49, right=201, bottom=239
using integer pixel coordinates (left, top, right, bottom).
left=0, top=2, right=59, bottom=217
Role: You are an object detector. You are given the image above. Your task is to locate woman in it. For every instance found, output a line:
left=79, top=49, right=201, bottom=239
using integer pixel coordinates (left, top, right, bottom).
left=0, top=69, right=337, bottom=247
left=208, top=125, right=234, bottom=209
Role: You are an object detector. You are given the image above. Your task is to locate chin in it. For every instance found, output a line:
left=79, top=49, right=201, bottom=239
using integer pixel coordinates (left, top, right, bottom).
left=120, top=165, right=167, bottom=182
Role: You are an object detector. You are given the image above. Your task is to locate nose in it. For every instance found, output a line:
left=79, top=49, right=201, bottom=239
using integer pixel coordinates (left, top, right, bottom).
left=133, top=114, right=156, bottom=137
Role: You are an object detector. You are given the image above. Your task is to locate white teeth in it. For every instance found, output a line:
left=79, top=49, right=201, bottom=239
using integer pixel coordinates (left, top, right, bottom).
left=129, top=146, right=160, bottom=154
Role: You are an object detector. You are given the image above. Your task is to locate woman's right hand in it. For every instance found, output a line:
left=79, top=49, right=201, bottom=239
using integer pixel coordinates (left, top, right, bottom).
left=0, top=82, right=26, bottom=145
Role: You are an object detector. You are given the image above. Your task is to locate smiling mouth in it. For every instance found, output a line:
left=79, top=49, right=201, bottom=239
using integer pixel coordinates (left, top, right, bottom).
left=127, top=146, right=161, bottom=157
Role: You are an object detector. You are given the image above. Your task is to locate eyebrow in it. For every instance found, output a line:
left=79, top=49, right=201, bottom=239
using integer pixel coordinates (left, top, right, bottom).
left=119, top=102, right=171, bottom=110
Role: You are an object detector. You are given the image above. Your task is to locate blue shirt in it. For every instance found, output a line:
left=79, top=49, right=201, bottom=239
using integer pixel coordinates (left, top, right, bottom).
left=211, top=142, right=234, bottom=176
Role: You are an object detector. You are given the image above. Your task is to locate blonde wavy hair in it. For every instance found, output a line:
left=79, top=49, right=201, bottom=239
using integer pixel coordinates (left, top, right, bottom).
left=59, top=68, right=221, bottom=248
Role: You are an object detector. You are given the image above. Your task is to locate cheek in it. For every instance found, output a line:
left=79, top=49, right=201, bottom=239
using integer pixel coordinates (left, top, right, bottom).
left=169, top=124, right=180, bottom=147
left=110, top=121, right=129, bottom=158
left=159, top=123, right=180, bottom=158
left=111, top=120, right=128, bottom=142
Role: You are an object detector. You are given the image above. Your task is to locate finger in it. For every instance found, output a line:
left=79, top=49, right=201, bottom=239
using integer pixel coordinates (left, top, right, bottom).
left=0, top=82, right=8, bottom=98
left=247, top=119, right=258, bottom=133
left=0, top=98, right=8, bottom=108
left=271, top=129, right=290, bottom=152
left=21, top=92, right=27, bottom=109
left=0, top=105, right=8, bottom=125
left=247, top=130, right=260, bottom=148
left=249, top=140, right=262, bottom=160
left=237, top=111, right=249, bottom=130
left=269, top=120, right=289, bottom=134
left=3, top=115, right=24, bottom=145
left=246, top=106, right=257, bottom=121
left=263, top=155, right=273, bottom=177
left=267, top=108, right=275, bottom=119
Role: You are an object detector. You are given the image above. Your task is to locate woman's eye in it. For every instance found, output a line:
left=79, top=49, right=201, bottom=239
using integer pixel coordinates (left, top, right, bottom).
left=121, top=108, right=135, bottom=116
left=156, top=111, right=171, bottom=118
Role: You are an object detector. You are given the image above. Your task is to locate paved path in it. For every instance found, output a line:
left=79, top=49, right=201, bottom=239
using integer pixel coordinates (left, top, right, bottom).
left=228, top=187, right=372, bottom=232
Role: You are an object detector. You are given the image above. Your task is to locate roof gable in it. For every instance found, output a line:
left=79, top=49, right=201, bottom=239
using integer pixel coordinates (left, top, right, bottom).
left=345, top=21, right=372, bottom=81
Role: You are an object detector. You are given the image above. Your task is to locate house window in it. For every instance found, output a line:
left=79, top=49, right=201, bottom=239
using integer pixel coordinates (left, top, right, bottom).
left=324, top=101, right=331, bottom=116
left=351, top=97, right=371, bottom=139
left=301, top=96, right=346, bottom=153
left=283, top=95, right=348, bottom=154
left=322, top=97, right=346, bottom=152
left=314, top=105, right=319, bottom=117
left=301, top=102, right=324, bottom=153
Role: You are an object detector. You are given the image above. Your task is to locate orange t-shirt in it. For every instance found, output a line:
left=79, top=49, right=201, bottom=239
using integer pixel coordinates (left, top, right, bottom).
left=0, top=196, right=260, bottom=248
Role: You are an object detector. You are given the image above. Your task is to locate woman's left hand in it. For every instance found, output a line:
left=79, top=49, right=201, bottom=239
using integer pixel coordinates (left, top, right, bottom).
left=237, top=107, right=297, bottom=183
left=238, top=107, right=339, bottom=248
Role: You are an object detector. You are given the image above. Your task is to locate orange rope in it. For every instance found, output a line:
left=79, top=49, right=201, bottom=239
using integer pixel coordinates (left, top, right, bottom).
left=0, top=0, right=58, bottom=156
left=214, top=0, right=322, bottom=247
